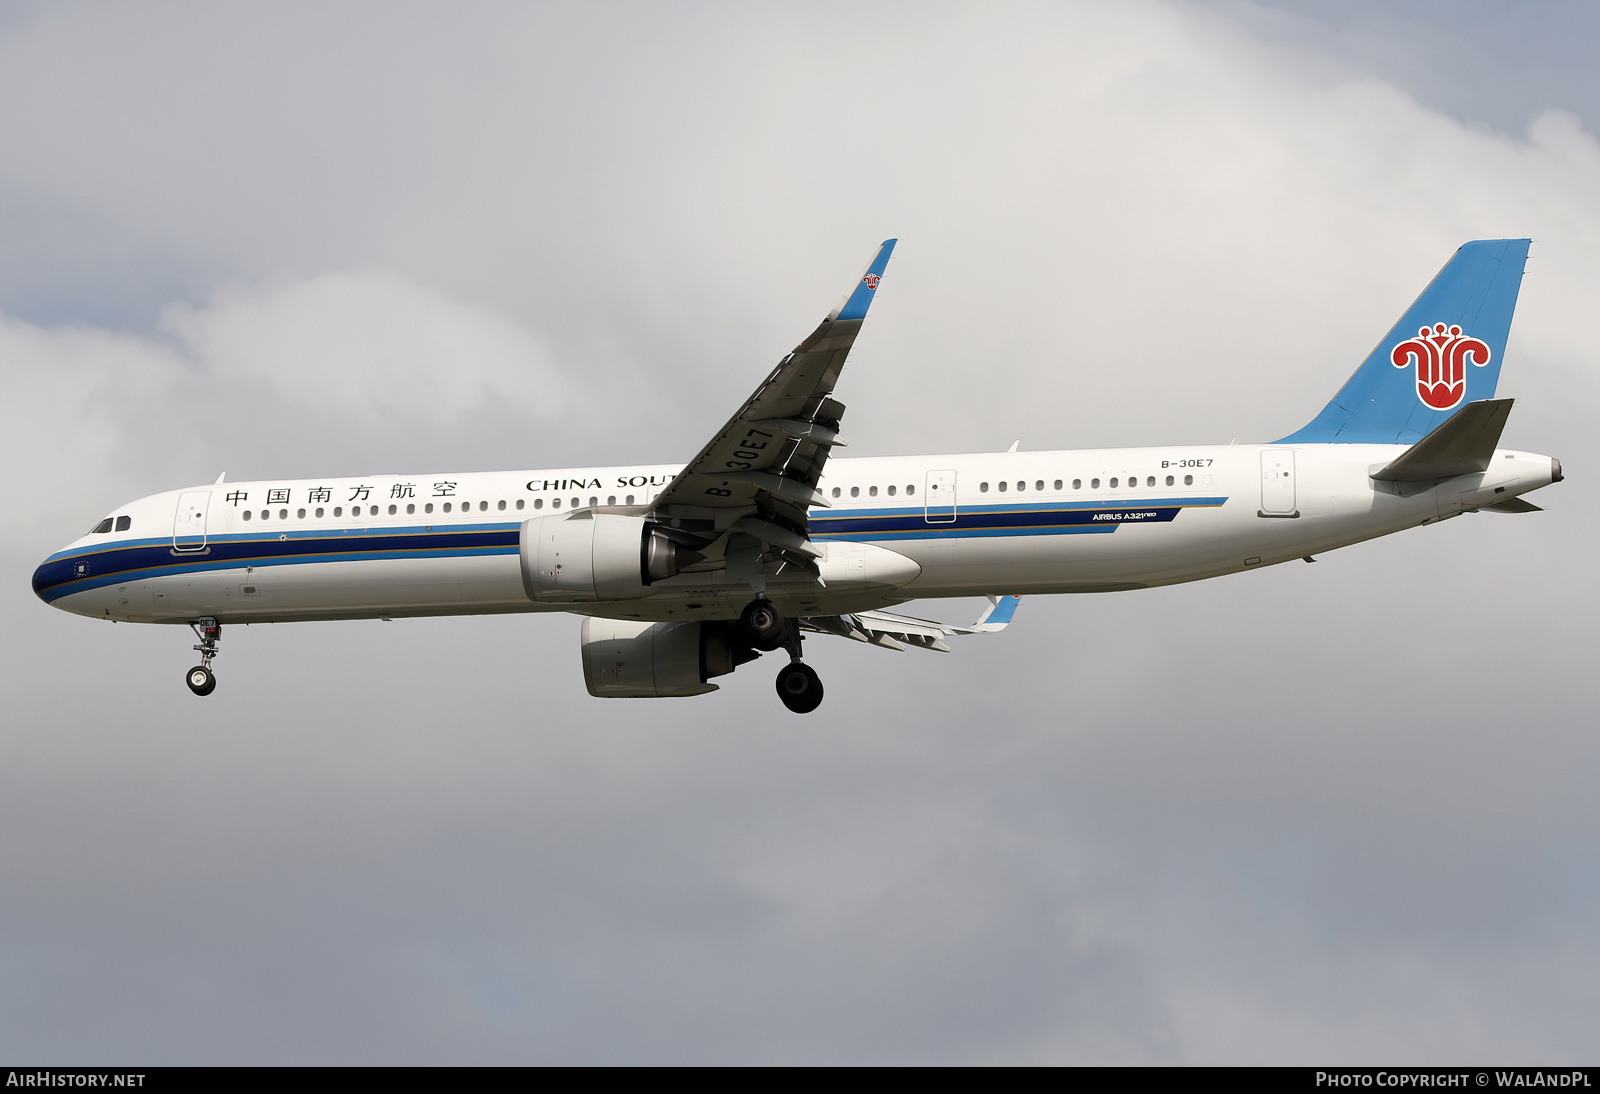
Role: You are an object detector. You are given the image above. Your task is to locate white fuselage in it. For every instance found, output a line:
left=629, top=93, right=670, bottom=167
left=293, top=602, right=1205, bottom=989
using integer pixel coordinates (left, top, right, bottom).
left=34, top=443, right=1559, bottom=626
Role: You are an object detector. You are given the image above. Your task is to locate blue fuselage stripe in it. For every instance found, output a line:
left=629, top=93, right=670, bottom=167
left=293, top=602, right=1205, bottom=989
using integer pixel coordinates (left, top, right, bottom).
left=811, top=497, right=1225, bottom=539
left=33, top=525, right=522, bottom=602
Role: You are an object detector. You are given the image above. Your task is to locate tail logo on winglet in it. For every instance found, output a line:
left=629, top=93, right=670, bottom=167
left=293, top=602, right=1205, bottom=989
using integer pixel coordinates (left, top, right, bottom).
left=1391, top=323, right=1492, bottom=411
left=862, top=275, right=881, bottom=290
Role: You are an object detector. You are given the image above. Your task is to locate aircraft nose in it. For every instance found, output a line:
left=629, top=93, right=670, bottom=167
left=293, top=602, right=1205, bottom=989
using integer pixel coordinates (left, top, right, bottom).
left=32, top=553, right=71, bottom=604
left=1552, top=457, right=1563, bottom=483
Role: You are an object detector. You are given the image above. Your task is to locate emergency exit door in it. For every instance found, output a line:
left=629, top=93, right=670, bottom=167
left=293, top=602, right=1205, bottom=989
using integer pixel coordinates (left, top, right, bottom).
left=173, top=491, right=211, bottom=551
left=924, top=470, right=957, bottom=523
left=1259, top=450, right=1297, bottom=517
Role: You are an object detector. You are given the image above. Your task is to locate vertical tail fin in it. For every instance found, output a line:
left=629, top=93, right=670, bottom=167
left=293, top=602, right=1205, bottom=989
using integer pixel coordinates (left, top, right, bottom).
left=1276, top=239, right=1530, bottom=444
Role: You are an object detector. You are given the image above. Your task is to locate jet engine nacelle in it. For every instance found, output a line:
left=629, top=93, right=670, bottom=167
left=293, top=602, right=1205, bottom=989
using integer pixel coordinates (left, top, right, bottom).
left=580, top=617, right=751, bottom=697
left=521, top=512, right=694, bottom=604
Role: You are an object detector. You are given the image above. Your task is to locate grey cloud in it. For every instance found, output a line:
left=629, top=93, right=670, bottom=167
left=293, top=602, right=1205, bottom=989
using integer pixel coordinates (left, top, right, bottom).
left=1212, top=0, right=1600, bottom=139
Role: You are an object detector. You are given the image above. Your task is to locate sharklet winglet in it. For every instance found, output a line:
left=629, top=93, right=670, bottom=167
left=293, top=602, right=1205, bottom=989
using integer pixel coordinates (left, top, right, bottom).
left=827, top=239, right=897, bottom=323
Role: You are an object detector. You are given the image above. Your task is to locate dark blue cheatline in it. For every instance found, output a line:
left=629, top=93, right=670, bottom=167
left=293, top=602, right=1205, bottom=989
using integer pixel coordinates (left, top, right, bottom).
left=811, top=497, right=1227, bottom=541
left=32, top=524, right=523, bottom=604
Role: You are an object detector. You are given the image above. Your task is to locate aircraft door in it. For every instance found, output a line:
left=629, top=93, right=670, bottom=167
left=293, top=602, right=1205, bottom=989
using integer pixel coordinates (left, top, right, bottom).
left=1259, top=450, right=1297, bottom=517
left=924, top=469, right=957, bottom=523
left=173, top=491, right=211, bottom=551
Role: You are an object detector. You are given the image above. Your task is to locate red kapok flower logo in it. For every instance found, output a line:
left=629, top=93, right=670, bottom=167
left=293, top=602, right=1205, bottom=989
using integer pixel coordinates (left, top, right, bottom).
left=1391, top=322, right=1492, bottom=411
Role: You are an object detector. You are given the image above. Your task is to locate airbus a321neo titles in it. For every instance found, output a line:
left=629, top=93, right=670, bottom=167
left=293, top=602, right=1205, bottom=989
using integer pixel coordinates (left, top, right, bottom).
left=33, top=239, right=1561, bottom=712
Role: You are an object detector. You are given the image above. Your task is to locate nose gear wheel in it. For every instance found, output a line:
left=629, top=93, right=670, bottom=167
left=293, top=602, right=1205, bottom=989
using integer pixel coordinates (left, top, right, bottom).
left=185, top=617, right=221, bottom=696
left=186, top=666, right=216, bottom=695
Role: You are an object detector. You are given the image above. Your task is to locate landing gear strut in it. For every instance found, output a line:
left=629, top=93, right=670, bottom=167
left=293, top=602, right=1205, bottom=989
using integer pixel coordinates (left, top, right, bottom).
left=186, top=617, right=220, bottom=696
left=773, top=622, right=823, bottom=714
left=740, top=597, right=823, bottom=712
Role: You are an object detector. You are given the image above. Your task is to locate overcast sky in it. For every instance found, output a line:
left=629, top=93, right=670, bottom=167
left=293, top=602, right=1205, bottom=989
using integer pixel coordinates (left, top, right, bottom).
left=2, top=0, right=1597, bottom=1064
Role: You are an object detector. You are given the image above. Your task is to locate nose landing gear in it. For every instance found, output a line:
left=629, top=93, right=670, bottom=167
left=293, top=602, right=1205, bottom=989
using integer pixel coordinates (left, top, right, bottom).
left=186, top=617, right=220, bottom=696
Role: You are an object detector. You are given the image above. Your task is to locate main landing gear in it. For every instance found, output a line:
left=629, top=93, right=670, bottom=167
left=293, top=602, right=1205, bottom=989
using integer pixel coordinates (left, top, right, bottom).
left=744, top=602, right=823, bottom=715
left=738, top=596, right=788, bottom=651
left=775, top=661, right=823, bottom=714
left=186, top=617, right=220, bottom=696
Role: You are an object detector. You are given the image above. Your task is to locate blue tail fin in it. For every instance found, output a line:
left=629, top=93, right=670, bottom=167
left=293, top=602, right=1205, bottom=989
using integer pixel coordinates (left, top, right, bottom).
left=1276, top=239, right=1530, bottom=444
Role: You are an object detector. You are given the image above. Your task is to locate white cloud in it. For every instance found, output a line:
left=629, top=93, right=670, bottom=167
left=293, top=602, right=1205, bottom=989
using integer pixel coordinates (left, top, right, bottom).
left=1, top=270, right=563, bottom=548
left=0, top=313, right=181, bottom=539
left=161, top=269, right=566, bottom=420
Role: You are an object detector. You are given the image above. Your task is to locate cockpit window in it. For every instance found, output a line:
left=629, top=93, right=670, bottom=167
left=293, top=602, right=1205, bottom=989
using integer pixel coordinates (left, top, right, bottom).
left=115, top=516, right=131, bottom=532
left=90, top=518, right=113, bottom=534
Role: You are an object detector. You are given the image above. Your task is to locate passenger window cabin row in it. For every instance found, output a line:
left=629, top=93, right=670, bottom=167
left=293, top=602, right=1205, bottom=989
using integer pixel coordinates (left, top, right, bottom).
left=530, top=495, right=636, bottom=510
left=92, top=474, right=1202, bottom=535
left=830, top=485, right=917, bottom=499
left=825, top=474, right=1196, bottom=500
left=241, top=498, right=540, bottom=522
left=233, top=494, right=650, bottom=523
left=978, top=474, right=1193, bottom=492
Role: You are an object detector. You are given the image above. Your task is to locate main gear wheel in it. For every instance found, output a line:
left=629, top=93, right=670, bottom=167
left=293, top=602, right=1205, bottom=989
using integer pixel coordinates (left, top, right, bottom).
left=775, top=661, right=823, bottom=714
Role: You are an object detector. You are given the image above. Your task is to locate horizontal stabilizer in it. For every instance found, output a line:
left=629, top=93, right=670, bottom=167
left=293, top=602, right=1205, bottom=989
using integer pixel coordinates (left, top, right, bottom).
left=970, top=594, right=1021, bottom=632
left=1372, top=398, right=1513, bottom=482
left=1480, top=496, right=1543, bottom=513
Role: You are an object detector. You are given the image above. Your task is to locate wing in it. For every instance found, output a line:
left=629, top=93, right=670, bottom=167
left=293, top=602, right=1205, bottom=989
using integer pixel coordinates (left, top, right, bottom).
left=648, top=240, right=897, bottom=572
left=801, top=596, right=1022, bottom=652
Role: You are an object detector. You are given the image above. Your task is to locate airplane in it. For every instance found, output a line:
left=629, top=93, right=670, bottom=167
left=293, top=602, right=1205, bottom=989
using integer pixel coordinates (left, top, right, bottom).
left=31, top=238, right=1561, bottom=713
